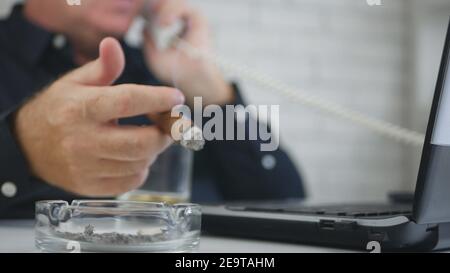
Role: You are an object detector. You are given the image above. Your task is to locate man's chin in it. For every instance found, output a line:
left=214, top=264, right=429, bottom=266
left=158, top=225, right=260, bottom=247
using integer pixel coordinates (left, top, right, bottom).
left=96, top=20, right=133, bottom=39
left=102, top=31, right=126, bottom=40
left=97, top=28, right=129, bottom=40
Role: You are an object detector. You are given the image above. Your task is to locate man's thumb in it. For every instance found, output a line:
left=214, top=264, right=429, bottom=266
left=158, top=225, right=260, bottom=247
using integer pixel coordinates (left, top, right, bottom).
left=64, top=37, right=125, bottom=86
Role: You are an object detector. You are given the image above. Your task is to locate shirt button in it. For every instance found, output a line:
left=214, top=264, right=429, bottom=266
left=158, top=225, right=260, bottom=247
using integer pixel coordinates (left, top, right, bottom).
left=1, top=182, right=17, bottom=198
left=261, top=154, right=277, bottom=170
left=52, top=34, right=67, bottom=49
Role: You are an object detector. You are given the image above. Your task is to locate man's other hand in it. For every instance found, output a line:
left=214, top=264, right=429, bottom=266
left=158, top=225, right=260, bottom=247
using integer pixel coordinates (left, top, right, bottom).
left=143, top=0, right=234, bottom=107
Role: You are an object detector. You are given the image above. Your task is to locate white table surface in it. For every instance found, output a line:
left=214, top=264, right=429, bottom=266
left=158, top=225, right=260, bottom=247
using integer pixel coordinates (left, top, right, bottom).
left=0, top=220, right=350, bottom=253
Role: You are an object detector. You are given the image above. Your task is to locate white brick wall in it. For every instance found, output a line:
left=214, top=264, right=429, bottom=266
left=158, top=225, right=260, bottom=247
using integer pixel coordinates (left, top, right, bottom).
left=1, top=0, right=449, bottom=203
left=191, top=0, right=416, bottom=203
left=0, top=0, right=17, bottom=17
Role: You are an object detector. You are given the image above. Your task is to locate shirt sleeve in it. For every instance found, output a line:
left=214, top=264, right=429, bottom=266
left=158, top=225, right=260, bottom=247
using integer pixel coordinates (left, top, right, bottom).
left=192, top=83, right=306, bottom=202
left=0, top=105, right=34, bottom=215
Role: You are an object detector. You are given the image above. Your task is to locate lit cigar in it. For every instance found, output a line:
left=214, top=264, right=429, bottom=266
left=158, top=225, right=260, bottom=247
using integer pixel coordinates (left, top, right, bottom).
left=150, top=112, right=205, bottom=151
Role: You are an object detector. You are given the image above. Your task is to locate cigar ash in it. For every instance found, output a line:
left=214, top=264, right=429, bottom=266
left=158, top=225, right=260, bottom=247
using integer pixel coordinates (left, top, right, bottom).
left=158, top=112, right=205, bottom=151
left=180, top=126, right=205, bottom=151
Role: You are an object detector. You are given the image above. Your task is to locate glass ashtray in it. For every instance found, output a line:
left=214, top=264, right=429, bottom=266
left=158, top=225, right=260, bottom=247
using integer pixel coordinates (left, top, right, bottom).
left=35, top=200, right=201, bottom=253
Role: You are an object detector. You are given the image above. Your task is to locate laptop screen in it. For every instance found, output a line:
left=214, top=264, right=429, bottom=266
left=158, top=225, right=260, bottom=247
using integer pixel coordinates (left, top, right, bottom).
left=431, top=43, right=450, bottom=146
left=413, top=19, right=450, bottom=224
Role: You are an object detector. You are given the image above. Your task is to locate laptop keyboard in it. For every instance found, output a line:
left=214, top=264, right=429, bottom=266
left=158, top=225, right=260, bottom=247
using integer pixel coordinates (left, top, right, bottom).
left=226, top=204, right=412, bottom=218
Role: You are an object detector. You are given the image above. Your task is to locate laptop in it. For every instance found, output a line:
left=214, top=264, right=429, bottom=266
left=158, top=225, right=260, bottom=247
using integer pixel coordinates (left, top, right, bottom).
left=201, top=19, right=450, bottom=252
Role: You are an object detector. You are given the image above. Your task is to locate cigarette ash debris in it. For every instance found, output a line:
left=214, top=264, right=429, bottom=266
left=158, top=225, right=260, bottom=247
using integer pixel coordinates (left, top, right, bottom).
left=53, top=225, right=172, bottom=245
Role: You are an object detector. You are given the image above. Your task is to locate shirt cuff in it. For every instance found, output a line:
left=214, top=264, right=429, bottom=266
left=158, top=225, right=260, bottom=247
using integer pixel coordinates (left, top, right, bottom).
left=202, top=82, right=274, bottom=147
left=229, top=82, right=247, bottom=106
left=0, top=106, right=32, bottom=208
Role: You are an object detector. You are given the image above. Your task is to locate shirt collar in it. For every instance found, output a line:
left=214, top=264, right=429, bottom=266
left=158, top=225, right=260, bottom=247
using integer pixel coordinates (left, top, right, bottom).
left=6, top=5, right=54, bottom=67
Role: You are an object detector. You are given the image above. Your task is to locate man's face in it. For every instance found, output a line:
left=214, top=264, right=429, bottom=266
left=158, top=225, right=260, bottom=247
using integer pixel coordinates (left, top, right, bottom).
left=63, top=0, right=145, bottom=36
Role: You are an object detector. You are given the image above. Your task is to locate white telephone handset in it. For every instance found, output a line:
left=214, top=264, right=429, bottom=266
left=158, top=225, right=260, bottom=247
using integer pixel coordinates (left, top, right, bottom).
left=143, top=12, right=425, bottom=147
left=142, top=0, right=185, bottom=51
left=149, top=19, right=185, bottom=51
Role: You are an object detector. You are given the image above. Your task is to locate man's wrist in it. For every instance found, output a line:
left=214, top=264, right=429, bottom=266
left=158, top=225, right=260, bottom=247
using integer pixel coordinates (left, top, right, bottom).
left=181, top=72, right=235, bottom=107
left=209, top=76, right=235, bottom=106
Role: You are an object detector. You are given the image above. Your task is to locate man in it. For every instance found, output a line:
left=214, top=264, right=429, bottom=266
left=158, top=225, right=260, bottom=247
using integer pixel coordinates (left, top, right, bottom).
left=0, top=0, right=304, bottom=218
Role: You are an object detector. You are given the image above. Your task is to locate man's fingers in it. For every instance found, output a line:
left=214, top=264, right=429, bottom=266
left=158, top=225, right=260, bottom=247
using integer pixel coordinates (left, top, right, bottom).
left=80, top=170, right=149, bottom=197
left=85, top=158, right=153, bottom=179
left=154, top=0, right=189, bottom=26
left=151, top=1, right=209, bottom=49
left=64, top=37, right=125, bottom=86
left=185, top=9, right=209, bottom=43
left=95, top=125, right=173, bottom=161
left=87, top=84, right=184, bottom=121
left=97, top=170, right=150, bottom=196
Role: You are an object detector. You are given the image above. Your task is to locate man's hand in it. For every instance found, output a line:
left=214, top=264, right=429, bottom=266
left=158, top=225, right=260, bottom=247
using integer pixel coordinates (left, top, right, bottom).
left=143, top=0, right=234, bottom=107
left=13, top=38, right=185, bottom=197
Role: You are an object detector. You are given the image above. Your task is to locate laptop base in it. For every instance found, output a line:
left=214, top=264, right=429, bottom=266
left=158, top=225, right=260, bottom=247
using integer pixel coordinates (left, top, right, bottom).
left=202, top=205, right=450, bottom=252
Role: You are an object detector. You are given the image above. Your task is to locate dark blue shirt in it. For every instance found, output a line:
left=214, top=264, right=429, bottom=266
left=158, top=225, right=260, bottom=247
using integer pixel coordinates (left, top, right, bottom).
left=0, top=5, right=305, bottom=218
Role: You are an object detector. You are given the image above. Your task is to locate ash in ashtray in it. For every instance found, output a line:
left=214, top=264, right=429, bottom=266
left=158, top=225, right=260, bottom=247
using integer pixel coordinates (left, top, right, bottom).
left=54, top=225, right=171, bottom=245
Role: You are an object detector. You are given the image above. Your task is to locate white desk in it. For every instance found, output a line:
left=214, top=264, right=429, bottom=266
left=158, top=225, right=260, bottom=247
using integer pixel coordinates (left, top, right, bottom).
left=0, top=220, right=349, bottom=253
